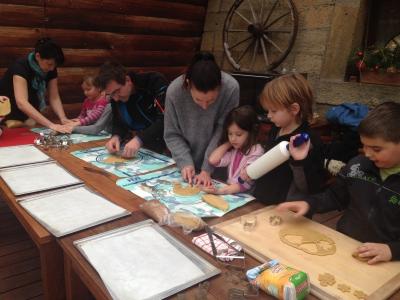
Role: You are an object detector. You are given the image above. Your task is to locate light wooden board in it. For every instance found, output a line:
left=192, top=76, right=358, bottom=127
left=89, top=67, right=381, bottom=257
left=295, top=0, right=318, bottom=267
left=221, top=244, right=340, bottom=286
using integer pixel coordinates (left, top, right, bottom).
left=214, top=206, right=400, bottom=300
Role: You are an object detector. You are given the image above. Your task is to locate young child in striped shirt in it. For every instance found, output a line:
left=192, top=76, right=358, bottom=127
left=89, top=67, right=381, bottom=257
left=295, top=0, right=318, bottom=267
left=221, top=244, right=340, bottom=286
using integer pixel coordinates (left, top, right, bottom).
left=67, top=75, right=108, bottom=131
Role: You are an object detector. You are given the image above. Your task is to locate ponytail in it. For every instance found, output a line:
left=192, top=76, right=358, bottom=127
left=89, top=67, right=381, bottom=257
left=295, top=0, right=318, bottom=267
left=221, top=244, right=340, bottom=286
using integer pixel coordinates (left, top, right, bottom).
left=183, top=51, right=221, bottom=92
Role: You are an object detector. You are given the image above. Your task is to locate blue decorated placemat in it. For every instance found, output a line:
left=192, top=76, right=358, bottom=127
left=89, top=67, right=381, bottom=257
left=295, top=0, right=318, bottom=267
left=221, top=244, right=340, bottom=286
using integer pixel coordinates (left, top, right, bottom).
left=71, top=146, right=175, bottom=178
left=116, top=168, right=255, bottom=217
left=31, top=127, right=111, bottom=144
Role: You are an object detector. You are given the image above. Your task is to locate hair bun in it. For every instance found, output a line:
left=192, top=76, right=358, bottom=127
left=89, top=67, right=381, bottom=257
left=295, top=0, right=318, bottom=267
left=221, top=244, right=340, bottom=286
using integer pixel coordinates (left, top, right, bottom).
left=193, top=51, right=215, bottom=62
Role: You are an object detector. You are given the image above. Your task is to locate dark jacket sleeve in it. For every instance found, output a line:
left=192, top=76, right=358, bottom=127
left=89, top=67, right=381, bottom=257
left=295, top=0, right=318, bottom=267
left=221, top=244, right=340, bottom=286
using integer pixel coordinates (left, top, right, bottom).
left=388, top=242, right=400, bottom=260
left=306, top=170, right=351, bottom=215
left=135, top=72, right=168, bottom=147
left=289, top=131, right=325, bottom=195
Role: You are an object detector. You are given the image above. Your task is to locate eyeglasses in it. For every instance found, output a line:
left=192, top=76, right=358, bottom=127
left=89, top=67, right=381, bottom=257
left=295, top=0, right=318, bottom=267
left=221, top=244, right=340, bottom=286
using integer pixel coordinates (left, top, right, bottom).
left=105, top=87, right=121, bottom=100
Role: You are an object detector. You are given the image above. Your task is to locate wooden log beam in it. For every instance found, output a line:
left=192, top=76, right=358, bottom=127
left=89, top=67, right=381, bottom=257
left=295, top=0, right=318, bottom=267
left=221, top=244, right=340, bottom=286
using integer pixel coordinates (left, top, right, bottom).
left=0, top=27, right=200, bottom=51
left=0, top=47, right=194, bottom=68
left=0, top=1, right=206, bottom=21
left=0, top=5, right=203, bottom=36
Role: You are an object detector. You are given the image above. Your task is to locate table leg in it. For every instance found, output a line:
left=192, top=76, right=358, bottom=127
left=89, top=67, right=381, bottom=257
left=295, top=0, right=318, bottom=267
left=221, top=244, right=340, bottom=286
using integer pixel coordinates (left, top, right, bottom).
left=64, top=256, right=93, bottom=300
left=40, top=240, right=65, bottom=300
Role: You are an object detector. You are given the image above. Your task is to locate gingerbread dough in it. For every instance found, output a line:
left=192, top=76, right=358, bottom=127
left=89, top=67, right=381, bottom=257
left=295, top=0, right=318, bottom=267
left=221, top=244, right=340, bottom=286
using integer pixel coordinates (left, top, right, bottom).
left=352, top=252, right=369, bottom=262
left=279, top=227, right=336, bottom=256
left=173, top=183, right=200, bottom=196
left=0, top=97, right=10, bottom=116
left=318, top=273, right=336, bottom=287
left=103, top=155, right=131, bottom=164
left=202, top=194, right=229, bottom=211
left=269, top=215, right=283, bottom=226
left=337, top=283, right=351, bottom=293
left=354, top=290, right=368, bottom=299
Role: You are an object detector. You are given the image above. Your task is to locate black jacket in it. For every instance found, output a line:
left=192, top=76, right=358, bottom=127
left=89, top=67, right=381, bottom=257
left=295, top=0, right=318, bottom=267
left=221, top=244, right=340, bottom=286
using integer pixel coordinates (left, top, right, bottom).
left=254, top=122, right=325, bottom=204
left=111, top=71, right=168, bottom=153
left=307, top=155, right=400, bottom=260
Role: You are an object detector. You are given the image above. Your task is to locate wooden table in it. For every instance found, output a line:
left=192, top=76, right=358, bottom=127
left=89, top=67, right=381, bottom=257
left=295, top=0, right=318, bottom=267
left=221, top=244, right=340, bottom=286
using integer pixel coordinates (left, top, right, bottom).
left=3, top=140, right=399, bottom=299
left=50, top=141, right=400, bottom=300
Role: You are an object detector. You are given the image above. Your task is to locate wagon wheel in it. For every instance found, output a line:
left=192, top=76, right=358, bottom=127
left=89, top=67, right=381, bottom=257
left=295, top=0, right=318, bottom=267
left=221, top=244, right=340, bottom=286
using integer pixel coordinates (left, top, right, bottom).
left=223, top=0, right=298, bottom=73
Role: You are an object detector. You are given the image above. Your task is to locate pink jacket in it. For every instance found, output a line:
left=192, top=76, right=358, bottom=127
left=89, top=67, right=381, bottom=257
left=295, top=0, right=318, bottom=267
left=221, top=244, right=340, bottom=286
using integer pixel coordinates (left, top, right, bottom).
left=217, top=144, right=264, bottom=191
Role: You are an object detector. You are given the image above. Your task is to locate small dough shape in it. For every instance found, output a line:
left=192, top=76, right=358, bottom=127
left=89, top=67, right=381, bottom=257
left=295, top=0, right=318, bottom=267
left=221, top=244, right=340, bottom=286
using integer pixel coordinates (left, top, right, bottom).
left=318, top=273, right=336, bottom=287
left=352, top=252, right=369, bottom=262
left=354, top=290, right=368, bottom=299
left=269, top=215, right=283, bottom=226
left=5, top=119, right=24, bottom=128
left=103, top=155, right=131, bottom=164
left=173, top=183, right=200, bottom=196
left=337, top=283, right=351, bottom=293
left=0, top=97, right=11, bottom=116
left=172, top=212, right=206, bottom=231
left=279, top=227, right=336, bottom=256
left=202, top=194, right=229, bottom=211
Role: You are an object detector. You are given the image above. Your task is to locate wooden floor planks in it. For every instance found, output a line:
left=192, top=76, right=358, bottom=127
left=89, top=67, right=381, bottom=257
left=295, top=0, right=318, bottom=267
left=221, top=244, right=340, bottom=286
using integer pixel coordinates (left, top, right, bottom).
left=0, top=197, right=43, bottom=300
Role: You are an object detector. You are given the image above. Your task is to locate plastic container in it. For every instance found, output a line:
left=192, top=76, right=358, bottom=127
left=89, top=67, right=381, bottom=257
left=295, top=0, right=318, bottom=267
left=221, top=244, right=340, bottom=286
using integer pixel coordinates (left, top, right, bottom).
left=246, top=260, right=310, bottom=300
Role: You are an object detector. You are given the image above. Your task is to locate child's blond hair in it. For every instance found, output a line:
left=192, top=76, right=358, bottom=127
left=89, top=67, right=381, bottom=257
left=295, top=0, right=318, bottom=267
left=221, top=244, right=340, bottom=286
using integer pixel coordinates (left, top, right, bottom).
left=259, top=73, right=313, bottom=122
left=82, top=75, right=100, bottom=88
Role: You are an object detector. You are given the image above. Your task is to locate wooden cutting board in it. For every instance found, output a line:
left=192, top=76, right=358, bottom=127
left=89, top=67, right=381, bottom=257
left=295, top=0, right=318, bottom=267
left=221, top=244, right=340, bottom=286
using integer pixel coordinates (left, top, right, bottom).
left=214, top=206, right=400, bottom=300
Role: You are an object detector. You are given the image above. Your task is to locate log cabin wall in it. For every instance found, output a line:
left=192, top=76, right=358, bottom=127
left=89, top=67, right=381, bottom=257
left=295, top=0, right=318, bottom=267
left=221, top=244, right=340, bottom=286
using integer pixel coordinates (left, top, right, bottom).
left=0, top=0, right=208, bottom=104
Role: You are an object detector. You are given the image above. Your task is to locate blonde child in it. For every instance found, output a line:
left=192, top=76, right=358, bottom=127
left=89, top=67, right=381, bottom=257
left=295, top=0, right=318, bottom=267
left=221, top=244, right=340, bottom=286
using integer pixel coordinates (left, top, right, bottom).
left=277, top=102, right=400, bottom=264
left=67, top=75, right=108, bottom=131
left=206, top=105, right=264, bottom=194
left=245, top=73, right=325, bottom=204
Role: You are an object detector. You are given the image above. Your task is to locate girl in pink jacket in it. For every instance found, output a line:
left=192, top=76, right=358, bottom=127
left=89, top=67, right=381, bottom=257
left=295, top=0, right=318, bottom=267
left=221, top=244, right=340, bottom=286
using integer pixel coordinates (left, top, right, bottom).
left=207, top=105, right=264, bottom=194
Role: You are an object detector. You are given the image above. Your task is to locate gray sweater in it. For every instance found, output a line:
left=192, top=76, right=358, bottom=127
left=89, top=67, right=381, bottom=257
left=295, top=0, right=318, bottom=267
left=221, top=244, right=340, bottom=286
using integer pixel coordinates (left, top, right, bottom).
left=72, top=103, right=112, bottom=135
left=164, top=72, right=239, bottom=173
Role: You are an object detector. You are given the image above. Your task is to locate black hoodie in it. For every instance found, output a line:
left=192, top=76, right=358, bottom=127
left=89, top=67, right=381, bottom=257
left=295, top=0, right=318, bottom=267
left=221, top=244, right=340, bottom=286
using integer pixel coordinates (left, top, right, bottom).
left=307, top=154, right=400, bottom=260
left=111, top=71, right=168, bottom=153
left=254, top=122, right=325, bottom=204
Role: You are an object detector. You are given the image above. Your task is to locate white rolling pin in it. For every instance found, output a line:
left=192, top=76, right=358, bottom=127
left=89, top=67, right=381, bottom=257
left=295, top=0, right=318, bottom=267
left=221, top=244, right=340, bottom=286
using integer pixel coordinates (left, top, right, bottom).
left=239, top=133, right=310, bottom=182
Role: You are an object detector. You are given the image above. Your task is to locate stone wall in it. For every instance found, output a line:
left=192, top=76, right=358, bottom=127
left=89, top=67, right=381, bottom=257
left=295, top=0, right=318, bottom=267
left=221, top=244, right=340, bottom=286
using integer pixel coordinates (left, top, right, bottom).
left=202, top=0, right=399, bottom=115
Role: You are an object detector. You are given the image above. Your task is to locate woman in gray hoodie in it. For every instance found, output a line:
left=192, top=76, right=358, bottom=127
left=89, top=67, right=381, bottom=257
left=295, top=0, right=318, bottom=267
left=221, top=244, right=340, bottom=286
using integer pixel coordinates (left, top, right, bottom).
left=164, top=51, right=239, bottom=187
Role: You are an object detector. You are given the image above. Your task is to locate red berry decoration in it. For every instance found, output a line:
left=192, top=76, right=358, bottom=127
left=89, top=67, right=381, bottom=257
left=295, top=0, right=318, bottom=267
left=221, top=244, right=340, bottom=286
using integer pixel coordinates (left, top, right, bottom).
left=356, top=51, right=363, bottom=57
left=355, top=60, right=366, bottom=71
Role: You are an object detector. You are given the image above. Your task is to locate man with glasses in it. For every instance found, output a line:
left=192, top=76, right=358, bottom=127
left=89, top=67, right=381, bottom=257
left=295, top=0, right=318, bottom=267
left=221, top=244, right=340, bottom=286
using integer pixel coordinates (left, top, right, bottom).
left=95, top=61, right=168, bottom=157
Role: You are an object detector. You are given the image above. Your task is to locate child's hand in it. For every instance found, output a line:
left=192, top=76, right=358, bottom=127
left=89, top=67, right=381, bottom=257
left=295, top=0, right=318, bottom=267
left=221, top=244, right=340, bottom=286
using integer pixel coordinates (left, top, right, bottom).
left=194, top=170, right=212, bottom=188
left=217, top=184, right=240, bottom=195
left=60, top=117, right=73, bottom=125
left=356, top=243, right=392, bottom=264
left=181, top=165, right=195, bottom=185
left=239, top=168, right=251, bottom=182
left=201, top=185, right=218, bottom=194
left=288, top=134, right=311, bottom=161
left=275, top=201, right=310, bottom=217
left=49, top=123, right=72, bottom=134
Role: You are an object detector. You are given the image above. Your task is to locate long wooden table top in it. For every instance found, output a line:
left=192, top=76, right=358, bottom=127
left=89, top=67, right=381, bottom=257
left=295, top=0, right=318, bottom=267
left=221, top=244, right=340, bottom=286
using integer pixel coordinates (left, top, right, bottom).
left=2, top=140, right=399, bottom=299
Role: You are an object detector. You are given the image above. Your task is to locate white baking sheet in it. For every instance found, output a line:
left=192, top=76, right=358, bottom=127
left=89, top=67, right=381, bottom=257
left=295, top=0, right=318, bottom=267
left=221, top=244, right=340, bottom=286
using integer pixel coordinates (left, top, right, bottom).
left=0, top=145, right=52, bottom=168
left=74, top=220, right=220, bottom=300
left=19, top=185, right=130, bottom=237
left=0, top=161, right=82, bottom=196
